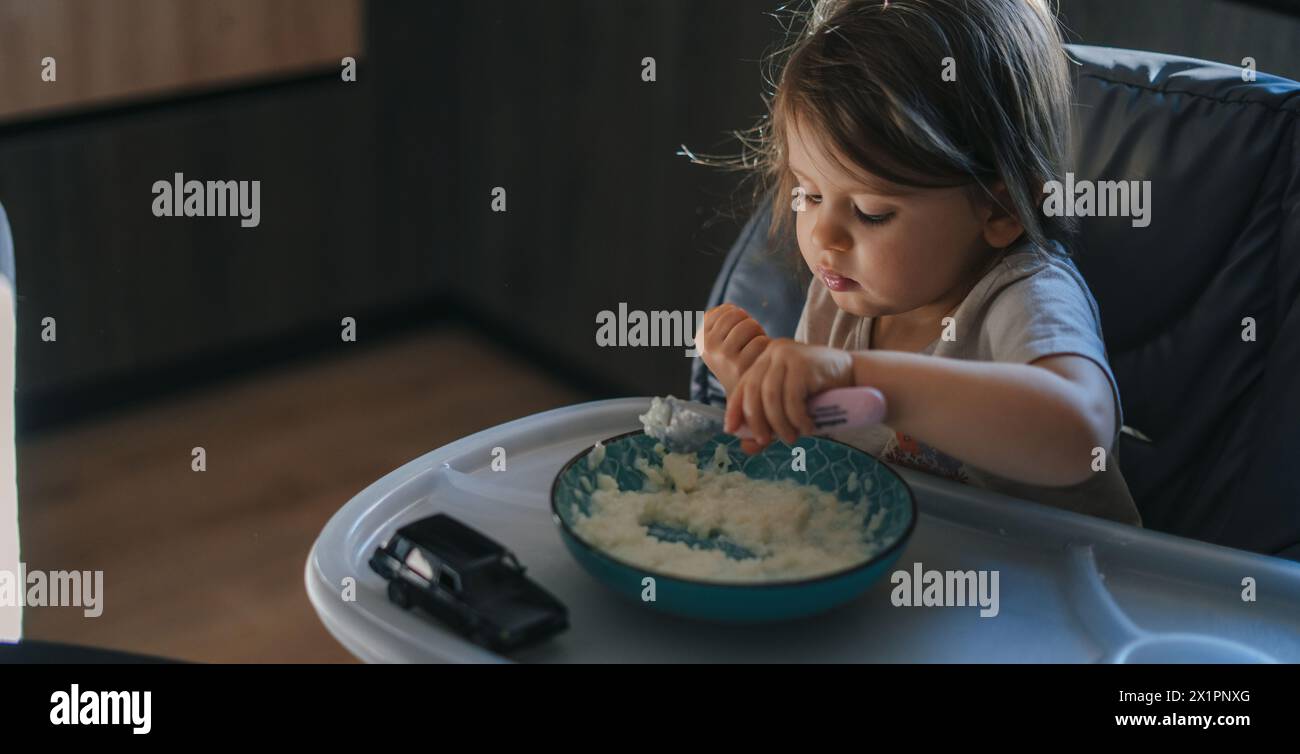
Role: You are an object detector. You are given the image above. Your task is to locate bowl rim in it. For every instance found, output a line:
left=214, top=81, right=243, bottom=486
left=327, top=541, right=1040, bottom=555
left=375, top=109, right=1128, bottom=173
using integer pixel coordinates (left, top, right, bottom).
left=549, top=429, right=919, bottom=590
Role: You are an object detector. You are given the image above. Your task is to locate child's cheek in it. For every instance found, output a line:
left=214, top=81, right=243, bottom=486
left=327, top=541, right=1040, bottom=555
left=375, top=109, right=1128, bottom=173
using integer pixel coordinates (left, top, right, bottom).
left=872, top=234, right=940, bottom=293
left=795, top=211, right=812, bottom=258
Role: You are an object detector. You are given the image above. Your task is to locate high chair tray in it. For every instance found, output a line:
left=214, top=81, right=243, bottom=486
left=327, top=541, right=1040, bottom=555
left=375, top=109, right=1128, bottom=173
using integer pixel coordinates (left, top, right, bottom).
left=305, top=398, right=1300, bottom=663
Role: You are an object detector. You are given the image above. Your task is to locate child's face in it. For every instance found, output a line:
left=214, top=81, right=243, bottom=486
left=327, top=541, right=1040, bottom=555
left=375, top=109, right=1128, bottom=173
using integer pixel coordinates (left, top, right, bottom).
left=787, top=120, right=1007, bottom=320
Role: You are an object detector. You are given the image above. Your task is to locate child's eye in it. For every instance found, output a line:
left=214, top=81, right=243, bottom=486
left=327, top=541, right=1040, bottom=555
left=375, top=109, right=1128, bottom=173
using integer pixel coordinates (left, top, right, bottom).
left=801, top=194, right=892, bottom=226
left=854, top=207, right=893, bottom=226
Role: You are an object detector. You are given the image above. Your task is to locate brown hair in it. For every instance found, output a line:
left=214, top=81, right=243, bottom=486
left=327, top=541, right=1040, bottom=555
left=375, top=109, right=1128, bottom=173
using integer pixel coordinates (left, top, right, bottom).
left=702, top=0, right=1076, bottom=256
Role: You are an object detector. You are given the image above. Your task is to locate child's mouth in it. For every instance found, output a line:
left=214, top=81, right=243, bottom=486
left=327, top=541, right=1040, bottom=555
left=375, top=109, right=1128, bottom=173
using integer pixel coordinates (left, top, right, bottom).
left=818, top=266, right=860, bottom=292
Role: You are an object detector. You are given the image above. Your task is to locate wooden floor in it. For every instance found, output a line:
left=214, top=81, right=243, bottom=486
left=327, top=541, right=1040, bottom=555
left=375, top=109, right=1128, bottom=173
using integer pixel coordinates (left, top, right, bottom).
left=17, top=327, right=588, bottom=662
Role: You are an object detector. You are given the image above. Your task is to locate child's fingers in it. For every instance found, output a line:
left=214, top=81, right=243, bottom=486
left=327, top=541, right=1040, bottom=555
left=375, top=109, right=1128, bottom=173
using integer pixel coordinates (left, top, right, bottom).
left=784, top=371, right=815, bottom=436
left=742, top=373, right=773, bottom=446
left=706, top=308, right=747, bottom=349
left=721, top=303, right=752, bottom=321
left=740, top=438, right=763, bottom=455
left=709, top=305, right=744, bottom=331
left=700, top=303, right=735, bottom=331
left=722, top=317, right=764, bottom=354
left=761, top=362, right=797, bottom=444
left=724, top=382, right=745, bottom=434
left=697, top=305, right=733, bottom=351
left=738, top=333, right=770, bottom=366
left=728, top=311, right=766, bottom=339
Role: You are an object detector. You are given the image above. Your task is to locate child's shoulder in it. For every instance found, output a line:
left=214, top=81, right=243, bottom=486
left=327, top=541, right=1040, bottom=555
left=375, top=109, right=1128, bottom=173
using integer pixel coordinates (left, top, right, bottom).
left=956, top=237, right=1109, bottom=365
left=991, top=237, right=1084, bottom=285
left=978, top=238, right=1102, bottom=321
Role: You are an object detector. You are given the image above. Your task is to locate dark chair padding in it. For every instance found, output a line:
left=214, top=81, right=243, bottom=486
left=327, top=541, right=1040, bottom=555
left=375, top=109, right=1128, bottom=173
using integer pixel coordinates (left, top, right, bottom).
left=691, top=45, right=1300, bottom=560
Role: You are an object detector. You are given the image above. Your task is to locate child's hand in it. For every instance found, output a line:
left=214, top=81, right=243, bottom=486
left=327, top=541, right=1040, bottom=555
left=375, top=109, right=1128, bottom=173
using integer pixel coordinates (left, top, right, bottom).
left=697, top=304, right=770, bottom=394
left=724, top=339, right=855, bottom=453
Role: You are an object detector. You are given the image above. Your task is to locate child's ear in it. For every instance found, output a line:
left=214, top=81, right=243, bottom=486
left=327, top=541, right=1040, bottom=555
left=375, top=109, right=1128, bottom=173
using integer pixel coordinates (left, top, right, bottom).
left=980, top=181, right=1025, bottom=249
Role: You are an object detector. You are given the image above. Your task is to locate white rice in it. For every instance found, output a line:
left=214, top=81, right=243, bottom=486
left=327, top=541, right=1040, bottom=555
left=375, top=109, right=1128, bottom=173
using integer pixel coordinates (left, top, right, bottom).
left=572, top=445, right=878, bottom=582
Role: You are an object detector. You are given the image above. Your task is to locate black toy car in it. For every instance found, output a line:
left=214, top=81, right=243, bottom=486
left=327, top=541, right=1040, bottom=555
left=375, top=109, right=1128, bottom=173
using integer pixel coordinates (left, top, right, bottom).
left=369, top=513, right=568, bottom=652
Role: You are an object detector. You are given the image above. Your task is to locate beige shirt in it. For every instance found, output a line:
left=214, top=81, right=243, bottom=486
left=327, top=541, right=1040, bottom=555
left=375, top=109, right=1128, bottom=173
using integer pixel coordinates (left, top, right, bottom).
left=794, top=243, right=1142, bottom=527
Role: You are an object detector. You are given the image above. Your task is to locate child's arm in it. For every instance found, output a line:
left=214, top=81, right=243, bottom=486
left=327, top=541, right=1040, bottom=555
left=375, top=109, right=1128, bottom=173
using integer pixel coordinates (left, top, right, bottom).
left=724, top=339, right=1116, bottom=487
left=851, top=349, right=1116, bottom=486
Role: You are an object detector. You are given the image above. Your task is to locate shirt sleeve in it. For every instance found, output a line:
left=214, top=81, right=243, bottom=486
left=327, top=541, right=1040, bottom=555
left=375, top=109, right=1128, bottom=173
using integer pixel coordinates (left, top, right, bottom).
left=981, top=254, right=1125, bottom=451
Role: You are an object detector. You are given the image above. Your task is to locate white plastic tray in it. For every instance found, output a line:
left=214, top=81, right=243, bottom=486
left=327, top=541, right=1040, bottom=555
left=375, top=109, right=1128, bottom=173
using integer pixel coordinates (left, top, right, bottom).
left=305, top=398, right=1300, bottom=663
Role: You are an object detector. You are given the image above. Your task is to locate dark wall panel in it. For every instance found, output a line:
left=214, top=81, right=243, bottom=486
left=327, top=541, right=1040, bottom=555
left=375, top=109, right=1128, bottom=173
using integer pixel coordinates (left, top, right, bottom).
left=0, top=76, right=393, bottom=401
left=445, top=0, right=784, bottom=397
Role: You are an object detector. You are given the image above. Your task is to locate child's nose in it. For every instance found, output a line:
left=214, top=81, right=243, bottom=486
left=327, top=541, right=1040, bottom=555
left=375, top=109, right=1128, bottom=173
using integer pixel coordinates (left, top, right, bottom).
left=810, top=213, right=854, bottom=254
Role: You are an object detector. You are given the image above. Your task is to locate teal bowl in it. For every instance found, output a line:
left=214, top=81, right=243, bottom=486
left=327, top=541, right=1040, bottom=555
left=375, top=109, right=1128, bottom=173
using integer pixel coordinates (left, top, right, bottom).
left=550, top=430, right=917, bottom=623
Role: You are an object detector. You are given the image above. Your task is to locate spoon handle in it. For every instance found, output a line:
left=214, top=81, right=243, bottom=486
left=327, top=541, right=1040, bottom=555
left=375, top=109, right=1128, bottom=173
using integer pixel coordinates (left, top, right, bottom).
left=735, top=386, right=887, bottom=439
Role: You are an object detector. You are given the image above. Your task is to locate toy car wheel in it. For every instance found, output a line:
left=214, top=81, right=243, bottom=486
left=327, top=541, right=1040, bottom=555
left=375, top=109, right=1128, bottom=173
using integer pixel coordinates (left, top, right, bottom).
left=387, top=581, right=411, bottom=609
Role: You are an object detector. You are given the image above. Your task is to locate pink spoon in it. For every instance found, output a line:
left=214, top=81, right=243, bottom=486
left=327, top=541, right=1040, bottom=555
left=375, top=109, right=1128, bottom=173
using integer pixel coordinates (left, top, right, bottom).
left=641, top=387, right=888, bottom=452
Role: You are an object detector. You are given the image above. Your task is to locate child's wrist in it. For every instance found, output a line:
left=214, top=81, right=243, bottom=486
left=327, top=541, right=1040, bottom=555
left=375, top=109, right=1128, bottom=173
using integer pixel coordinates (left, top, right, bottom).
left=850, top=351, right=876, bottom=388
